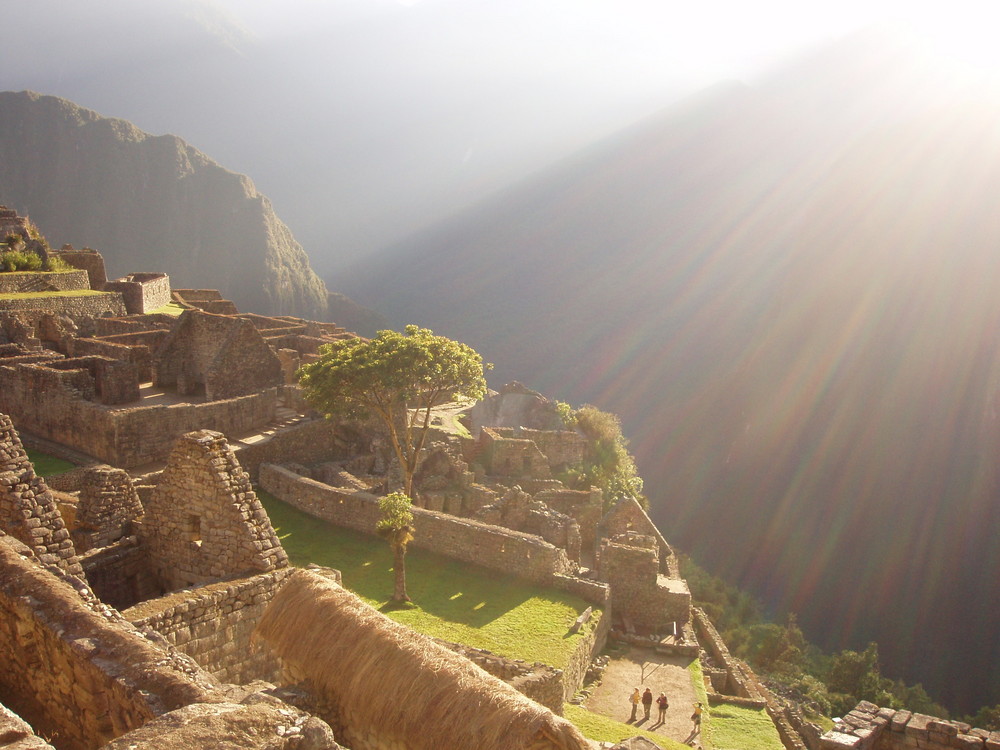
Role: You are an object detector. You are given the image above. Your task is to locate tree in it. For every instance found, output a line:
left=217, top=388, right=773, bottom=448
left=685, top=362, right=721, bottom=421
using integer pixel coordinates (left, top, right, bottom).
left=297, top=325, right=489, bottom=496
left=560, top=404, right=645, bottom=508
left=376, top=492, right=415, bottom=603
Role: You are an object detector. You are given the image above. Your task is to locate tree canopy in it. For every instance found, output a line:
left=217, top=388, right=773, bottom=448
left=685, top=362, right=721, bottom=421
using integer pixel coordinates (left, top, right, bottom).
left=297, top=325, right=489, bottom=496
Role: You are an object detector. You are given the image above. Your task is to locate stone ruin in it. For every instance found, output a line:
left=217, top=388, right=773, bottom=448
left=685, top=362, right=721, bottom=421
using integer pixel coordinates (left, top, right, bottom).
left=819, top=701, right=1000, bottom=750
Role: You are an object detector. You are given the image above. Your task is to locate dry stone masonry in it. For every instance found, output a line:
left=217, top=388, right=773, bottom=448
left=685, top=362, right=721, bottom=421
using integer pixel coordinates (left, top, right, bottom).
left=820, top=701, right=1000, bottom=750
left=143, top=430, right=288, bottom=591
left=0, top=413, right=82, bottom=577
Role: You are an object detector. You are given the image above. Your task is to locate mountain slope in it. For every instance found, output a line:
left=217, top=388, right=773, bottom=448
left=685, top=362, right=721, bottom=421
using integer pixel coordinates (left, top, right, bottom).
left=342, top=31, right=1000, bottom=712
left=0, top=91, right=329, bottom=319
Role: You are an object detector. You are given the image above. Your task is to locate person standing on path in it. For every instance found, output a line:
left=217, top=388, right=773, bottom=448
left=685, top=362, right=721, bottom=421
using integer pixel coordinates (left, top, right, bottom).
left=629, top=687, right=640, bottom=721
left=642, top=687, right=653, bottom=720
left=692, top=701, right=703, bottom=733
left=656, top=692, right=669, bottom=724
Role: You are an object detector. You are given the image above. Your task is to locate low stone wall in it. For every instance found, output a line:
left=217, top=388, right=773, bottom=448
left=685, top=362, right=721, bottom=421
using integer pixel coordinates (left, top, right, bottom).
left=692, top=607, right=761, bottom=700
left=0, top=270, right=90, bottom=293
left=260, top=464, right=573, bottom=585
left=819, top=701, right=1000, bottom=750
left=436, top=639, right=565, bottom=714
left=552, top=572, right=610, bottom=606
left=0, top=533, right=214, bottom=750
left=0, top=291, right=127, bottom=318
left=232, top=417, right=340, bottom=481
left=560, top=605, right=611, bottom=703
left=126, top=568, right=295, bottom=686
left=70, top=336, right=155, bottom=382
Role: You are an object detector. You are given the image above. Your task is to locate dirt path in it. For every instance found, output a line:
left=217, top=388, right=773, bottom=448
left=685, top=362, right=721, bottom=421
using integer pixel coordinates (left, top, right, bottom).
left=585, top=645, right=702, bottom=745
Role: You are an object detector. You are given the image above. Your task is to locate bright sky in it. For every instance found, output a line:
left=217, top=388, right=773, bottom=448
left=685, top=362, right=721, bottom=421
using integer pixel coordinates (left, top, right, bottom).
left=209, top=0, right=1000, bottom=86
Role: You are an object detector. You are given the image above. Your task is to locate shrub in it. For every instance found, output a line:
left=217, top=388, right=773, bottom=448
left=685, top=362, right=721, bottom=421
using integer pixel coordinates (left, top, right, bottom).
left=0, top=250, right=42, bottom=272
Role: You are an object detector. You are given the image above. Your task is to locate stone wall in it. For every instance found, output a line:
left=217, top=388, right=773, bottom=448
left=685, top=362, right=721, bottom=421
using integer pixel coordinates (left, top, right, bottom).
left=78, top=535, right=160, bottom=611
left=73, top=466, right=144, bottom=551
left=819, top=701, right=1000, bottom=750
left=0, top=291, right=127, bottom=318
left=126, top=568, right=294, bottom=686
left=598, top=534, right=690, bottom=634
left=519, top=428, right=588, bottom=471
left=692, top=607, right=762, bottom=701
left=601, top=497, right=674, bottom=573
left=0, top=270, right=90, bottom=294
left=260, top=464, right=574, bottom=585
left=155, top=311, right=282, bottom=400
left=69, top=336, right=156, bottom=383
left=103, top=274, right=170, bottom=315
left=0, top=702, right=55, bottom=749
left=0, top=533, right=215, bottom=750
left=40, top=356, right=140, bottom=406
left=231, top=417, right=341, bottom=481
left=142, top=431, right=288, bottom=592
left=0, top=413, right=82, bottom=577
left=53, top=248, right=108, bottom=288
left=478, top=427, right=551, bottom=479
left=0, top=363, right=279, bottom=467
left=537, top=488, right=603, bottom=553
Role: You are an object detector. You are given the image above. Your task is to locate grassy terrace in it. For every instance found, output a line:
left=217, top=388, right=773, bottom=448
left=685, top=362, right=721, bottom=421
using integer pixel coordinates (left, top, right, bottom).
left=259, top=490, right=599, bottom=668
left=0, top=289, right=109, bottom=299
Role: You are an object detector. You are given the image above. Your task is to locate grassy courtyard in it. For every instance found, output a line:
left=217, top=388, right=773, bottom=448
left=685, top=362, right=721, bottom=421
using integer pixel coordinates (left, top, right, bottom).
left=259, top=490, right=599, bottom=668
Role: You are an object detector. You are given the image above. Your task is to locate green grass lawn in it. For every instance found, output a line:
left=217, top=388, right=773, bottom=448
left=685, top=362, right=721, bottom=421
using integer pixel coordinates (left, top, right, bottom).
left=259, top=490, right=598, bottom=668
left=563, top=704, right=690, bottom=749
left=26, top=450, right=76, bottom=477
left=147, top=301, right=187, bottom=316
left=707, top=703, right=784, bottom=750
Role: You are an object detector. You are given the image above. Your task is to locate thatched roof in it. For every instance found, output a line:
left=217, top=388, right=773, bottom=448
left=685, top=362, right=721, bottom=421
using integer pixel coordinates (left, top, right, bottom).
left=254, top=569, right=592, bottom=750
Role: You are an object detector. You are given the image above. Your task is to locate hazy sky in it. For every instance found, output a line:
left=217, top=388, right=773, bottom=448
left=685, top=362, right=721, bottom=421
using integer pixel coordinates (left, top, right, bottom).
left=209, top=0, right=1000, bottom=87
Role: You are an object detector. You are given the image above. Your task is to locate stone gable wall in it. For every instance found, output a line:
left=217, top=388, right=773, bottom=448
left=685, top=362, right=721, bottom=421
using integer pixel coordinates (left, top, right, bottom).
left=126, top=568, right=294, bottom=686
left=0, top=270, right=90, bottom=294
left=0, top=413, right=82, bottom=577
left=0, top=533, right=214, bottom=750
left=479, top=427, right=551, bottom=479
left=602, top=497, right=673, bottom=573
left=260, top=464, right=573, bottom=585
left=142, top=431, right=288, bottom=592
left=819, top=701, right=1000, bottom=750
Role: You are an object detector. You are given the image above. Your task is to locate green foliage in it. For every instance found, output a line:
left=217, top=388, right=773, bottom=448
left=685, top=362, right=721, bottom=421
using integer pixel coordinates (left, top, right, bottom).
left=259, top=490, right=596, bottom=667
left=4, top=233, right=21, bottom=248
left=45, top=255, right=72, bottom=272
left=967, top=704, right=1000, bottom=731
left=376, top=491, right=415, bottom=537
left=558, top=404, right=646, bottom=509
left=297, top=325, right=489, bottom=496
left=0, top=250, right=43, bottom=272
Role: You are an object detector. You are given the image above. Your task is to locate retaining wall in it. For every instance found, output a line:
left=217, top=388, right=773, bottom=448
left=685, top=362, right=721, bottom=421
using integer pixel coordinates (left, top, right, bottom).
left=819, top=701, right=1000, bottom=750
left=0, top=270, right=90, bottom=293
left=259, top=464, right=573, bottom=585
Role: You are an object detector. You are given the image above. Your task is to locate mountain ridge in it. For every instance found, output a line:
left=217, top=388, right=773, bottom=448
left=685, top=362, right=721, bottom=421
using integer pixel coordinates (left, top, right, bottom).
left=0, top=90, right=329, bottom=319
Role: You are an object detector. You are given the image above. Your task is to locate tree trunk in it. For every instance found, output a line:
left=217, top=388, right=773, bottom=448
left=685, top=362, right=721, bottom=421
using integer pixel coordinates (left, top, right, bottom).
left=392, top=542, right=410, bottom=602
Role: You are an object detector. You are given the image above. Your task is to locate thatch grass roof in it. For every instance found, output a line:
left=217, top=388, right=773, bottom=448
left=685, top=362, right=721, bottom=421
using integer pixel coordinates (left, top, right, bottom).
left=254, top=569, right=592, bottom=750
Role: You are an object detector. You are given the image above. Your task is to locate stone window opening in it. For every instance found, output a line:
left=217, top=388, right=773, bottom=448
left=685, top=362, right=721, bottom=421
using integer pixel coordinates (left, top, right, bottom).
left=187, top=513, right=203, bottom=547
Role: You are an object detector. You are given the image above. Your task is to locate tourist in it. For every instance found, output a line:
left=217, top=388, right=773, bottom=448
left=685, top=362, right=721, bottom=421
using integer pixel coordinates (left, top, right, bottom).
left=629, top=687, right=640, bottom=721
left=656, top=692, right=669, bottom=723
left=691, top=701, right=703, bottom=732
left=642, top=687, right=653, bottom=720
